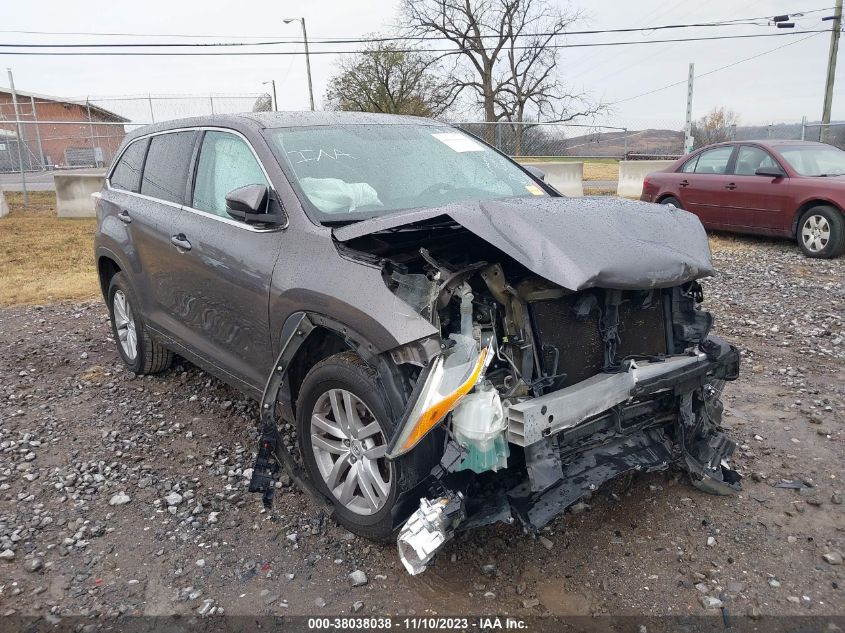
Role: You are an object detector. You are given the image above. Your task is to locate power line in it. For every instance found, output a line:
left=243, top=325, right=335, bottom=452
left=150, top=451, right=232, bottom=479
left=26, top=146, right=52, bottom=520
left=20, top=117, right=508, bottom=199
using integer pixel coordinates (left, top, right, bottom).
left=0, top=7, right=834, bottom=45
left=610, top=30, right=827, bottom=104
left=0, top=30, right=832, bottom=56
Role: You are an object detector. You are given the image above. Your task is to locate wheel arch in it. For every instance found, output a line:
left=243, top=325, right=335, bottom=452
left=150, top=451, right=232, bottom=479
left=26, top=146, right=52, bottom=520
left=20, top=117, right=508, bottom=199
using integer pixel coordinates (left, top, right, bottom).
left=657, top=193, right=681, bottom=206
left=97, top=254, right=122, bottom=300
left=791, top=199, right=844, bottom=237
left=269, top=312, right=412, bottom=423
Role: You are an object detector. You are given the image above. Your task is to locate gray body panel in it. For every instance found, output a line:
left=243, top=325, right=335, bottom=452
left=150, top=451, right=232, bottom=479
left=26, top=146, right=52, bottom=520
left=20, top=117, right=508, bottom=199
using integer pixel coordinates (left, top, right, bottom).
left=334, top=196, right=715, bottom=291
left=95, top=113, right=439, bottom=397
left=96, top=111, right=709, bottom=399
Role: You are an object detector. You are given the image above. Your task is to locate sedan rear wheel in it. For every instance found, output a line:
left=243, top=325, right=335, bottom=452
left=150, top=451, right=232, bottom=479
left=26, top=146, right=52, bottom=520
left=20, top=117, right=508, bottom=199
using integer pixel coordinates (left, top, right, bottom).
left=797, top=206, right=845, bottom=259
left=660, top=196, right=683, bottom=209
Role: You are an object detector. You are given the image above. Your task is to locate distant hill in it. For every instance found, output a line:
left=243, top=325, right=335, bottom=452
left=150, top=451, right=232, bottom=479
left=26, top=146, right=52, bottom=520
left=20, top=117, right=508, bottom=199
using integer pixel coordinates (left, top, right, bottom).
left=457, top=119, right=845, bottom=158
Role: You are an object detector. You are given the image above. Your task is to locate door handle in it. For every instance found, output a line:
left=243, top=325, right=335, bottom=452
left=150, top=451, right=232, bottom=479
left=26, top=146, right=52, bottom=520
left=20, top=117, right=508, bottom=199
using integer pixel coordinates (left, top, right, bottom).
left=679, top=179, right=689, bottom=187
left=170, top=234, right=192, bottom=251
left=724, top=183, right=737, bottom=190
left=117, top=210, right=132, bottom=224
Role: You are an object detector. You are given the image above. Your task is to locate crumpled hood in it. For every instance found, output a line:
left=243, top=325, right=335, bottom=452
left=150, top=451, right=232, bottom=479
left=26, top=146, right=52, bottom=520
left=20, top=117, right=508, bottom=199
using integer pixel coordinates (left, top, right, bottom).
left=333, top=196, right=714, bottom=291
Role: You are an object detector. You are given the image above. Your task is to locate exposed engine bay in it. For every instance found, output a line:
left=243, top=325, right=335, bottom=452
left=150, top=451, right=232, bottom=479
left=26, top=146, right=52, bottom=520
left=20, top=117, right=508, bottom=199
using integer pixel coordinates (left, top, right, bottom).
left=339, top=216, right=741, bottom=575
left=248, top=197, right=742, bottom=577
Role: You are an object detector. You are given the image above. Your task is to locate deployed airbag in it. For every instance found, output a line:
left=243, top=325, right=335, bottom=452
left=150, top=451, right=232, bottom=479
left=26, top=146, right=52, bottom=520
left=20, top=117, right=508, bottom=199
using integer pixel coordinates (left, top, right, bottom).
left=301, top=177, right=381, bottom=213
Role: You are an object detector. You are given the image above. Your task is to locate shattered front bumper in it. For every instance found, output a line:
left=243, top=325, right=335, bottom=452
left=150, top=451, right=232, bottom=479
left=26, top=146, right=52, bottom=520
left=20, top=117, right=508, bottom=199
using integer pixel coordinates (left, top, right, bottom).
left=398, top=337, right=741, bottom=575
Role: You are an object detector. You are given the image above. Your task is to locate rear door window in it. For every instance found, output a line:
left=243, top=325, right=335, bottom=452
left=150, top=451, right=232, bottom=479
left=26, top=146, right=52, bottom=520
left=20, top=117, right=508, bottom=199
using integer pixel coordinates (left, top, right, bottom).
left=140, top=131, right=198, bottom=205
left=693, top=147, right=734, bottom=174
left=192, top=131, right=269, bottom=217
left=680, top=155, right=699, bottom=173
left=109, top=139, right=148, bottom=192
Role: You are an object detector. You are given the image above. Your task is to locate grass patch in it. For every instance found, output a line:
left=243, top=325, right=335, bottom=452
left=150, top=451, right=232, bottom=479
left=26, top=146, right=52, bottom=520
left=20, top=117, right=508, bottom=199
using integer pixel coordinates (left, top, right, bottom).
left=0, top=192, right=98, bottom=306
left=583, top=188, right=617, bottom=196
left=518, top=158, right=619, bottom=181
left=519, top=156, right=619, bottom=165
left=582, top=163, right=618, bottom=181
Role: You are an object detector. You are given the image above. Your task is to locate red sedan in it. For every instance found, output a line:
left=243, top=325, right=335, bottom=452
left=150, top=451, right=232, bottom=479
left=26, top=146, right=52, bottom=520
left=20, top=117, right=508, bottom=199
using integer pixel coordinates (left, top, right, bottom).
left=640, top=140, right=845, bottom=258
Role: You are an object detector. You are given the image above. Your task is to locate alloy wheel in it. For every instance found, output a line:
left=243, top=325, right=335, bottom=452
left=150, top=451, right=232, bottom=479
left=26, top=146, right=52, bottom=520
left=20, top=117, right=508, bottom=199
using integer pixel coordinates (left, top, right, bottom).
left=113, top=290, right=138, bottom=361
left=801, top=214, right=831, bottom=253
left=309, top=388, right=392, bottom=515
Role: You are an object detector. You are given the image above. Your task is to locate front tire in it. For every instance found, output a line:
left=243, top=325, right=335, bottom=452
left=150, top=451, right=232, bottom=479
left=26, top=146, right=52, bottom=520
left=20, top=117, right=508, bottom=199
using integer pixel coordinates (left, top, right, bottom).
left=797, top=206, right=845, bottom=259
left=107, top=272, right=173, bottom=375
left=296, top=351, right=429, bottom=540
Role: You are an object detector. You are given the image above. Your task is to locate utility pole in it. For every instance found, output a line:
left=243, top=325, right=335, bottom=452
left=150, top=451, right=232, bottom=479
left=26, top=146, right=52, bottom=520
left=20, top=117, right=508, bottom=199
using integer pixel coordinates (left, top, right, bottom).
left=284, top=17, right=315, bottom=110
left=7, top=67, right=27, bottom=207
left=821, top=0, right=842, bottom=143
left=263, top=80, right=278, bottom=111
left=684, top=63, right=695, bottom=154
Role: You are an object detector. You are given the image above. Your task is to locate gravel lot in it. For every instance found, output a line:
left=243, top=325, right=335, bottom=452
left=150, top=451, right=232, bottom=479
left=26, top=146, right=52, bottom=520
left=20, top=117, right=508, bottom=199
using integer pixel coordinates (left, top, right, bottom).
left=1, top=234, right=843, bottom=621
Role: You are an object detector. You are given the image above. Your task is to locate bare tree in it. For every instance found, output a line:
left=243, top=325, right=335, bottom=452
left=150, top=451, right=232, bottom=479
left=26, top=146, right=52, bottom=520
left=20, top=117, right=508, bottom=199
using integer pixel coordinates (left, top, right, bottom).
left=692, top=107, right=740, bottom=149
left=400, top=0, right=604, bottom=149
left=252, top=94, right=273, bottom=112
left=325, top=41, right=458, bottom=117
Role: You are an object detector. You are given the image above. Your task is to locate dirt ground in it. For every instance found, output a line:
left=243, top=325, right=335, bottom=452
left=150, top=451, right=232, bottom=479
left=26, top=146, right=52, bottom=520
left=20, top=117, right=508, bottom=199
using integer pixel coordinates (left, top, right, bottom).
left=0, top=234, right=842, bottom=621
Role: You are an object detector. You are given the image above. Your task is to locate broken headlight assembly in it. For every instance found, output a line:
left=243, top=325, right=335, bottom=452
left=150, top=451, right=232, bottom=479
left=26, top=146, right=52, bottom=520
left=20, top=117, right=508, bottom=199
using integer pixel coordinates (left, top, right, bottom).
left=387, top=334, right=494, bottom=458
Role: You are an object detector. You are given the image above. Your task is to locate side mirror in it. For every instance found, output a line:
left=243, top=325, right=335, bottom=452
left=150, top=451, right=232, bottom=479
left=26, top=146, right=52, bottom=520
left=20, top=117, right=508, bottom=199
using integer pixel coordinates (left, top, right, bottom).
left=225, top=184, right=285, bottom=225
left=524, top=165, right=546, bottom=182
left=755, top=166, right=785, bottom=178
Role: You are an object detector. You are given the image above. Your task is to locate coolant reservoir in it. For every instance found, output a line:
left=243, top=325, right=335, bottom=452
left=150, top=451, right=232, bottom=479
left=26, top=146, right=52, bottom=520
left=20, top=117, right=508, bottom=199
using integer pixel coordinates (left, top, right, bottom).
left=451, top=381, right=509, bottom=473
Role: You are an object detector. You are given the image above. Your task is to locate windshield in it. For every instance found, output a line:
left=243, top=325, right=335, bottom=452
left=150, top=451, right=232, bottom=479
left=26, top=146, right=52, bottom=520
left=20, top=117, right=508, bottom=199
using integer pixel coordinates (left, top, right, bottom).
left=269, top=124, right=545, bottom=220
left=777, top=145, right=845, bottom=176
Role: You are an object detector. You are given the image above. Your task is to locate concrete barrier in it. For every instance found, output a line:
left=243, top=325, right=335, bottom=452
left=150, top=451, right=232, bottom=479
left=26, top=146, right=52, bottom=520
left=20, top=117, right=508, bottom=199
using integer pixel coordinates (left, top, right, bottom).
left=0, top=187, right=9, bottom=218
left=616, top=160, right=674, bottom=198
left=54, top=172, right=106, bottom=218
left=518, top=161, right=583, bottom=197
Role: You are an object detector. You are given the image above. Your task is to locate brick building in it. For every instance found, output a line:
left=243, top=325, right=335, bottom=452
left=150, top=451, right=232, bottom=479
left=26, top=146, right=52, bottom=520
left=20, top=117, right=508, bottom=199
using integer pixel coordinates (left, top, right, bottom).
left=0, top=88, right=128, bottom=172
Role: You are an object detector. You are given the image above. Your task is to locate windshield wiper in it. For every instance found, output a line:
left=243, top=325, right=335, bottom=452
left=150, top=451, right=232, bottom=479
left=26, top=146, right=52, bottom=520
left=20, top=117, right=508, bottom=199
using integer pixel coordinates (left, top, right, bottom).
left=816, top=172, right=845, bottom=177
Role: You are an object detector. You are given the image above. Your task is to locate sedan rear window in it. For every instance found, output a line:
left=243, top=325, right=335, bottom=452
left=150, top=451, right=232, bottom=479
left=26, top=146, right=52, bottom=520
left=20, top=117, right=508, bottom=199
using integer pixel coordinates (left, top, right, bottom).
left=778, top=145, right=845, bottom=176
left=269, top=124, right=542, bottom=220
left=692, top=146, right=733, bottom=175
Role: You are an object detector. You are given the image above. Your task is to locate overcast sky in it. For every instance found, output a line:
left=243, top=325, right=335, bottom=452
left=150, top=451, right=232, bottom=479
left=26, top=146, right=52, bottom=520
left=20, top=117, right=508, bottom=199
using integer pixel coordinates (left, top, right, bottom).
left=1, top=0, right=841, bottom=129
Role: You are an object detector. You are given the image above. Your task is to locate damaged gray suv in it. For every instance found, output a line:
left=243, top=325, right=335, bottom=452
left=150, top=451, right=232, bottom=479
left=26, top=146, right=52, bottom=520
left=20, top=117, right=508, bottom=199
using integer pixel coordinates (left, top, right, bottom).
left=95, top=112, right=741, bottom=575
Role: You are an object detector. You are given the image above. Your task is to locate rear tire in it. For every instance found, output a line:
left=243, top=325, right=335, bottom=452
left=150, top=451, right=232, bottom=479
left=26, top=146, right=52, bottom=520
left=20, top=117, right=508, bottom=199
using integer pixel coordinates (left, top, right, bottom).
left=107, top=272, right=173, bottom=375
left=296, top=351, right=433, bottom=541
left=797, top=206, right=845, bottom=259
left=660, top=196, right=683, bottom=209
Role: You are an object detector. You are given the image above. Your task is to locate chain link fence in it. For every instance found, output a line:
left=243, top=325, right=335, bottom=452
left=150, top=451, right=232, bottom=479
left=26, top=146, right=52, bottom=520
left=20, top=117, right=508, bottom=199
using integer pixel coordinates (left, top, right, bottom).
left=1, top=93, right=842, bottom=177
left=0, top=93, right=267, bottom=173
left=450, top=121, right=689, bottom=160
left=801, top=121, right=845, bottom=148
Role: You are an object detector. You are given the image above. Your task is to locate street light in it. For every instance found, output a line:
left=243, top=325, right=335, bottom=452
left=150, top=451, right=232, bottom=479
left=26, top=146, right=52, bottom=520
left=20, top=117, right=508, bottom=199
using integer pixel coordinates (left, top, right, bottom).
left=283, top=17, right=315, bottom=111
left=262, top=80, right=277, bottom=111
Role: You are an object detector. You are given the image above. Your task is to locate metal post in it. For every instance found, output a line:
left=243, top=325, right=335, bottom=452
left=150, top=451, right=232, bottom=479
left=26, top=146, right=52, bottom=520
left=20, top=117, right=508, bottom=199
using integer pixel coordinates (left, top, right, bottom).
left=821, top=0, right=842, bottom=143
left=7, top=68, right=27, bottom=207
left=301, top=19, right=315, bottom=110
left=148, top=94, right=155, bottom=123
left=210, top=95, right=215, bottom=114
left=29, top=96, right=45, bottom=170
left=801, top=115, right=807, bottom=140
left=86, top=99, right=98, bottom=167
left=495, top=123, right=502, bottom=152
left=271, top=80, right=277, bottom=111
left=623, top=128, right=628, bottom=159
left=684, top=63, right=695, bottom=154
